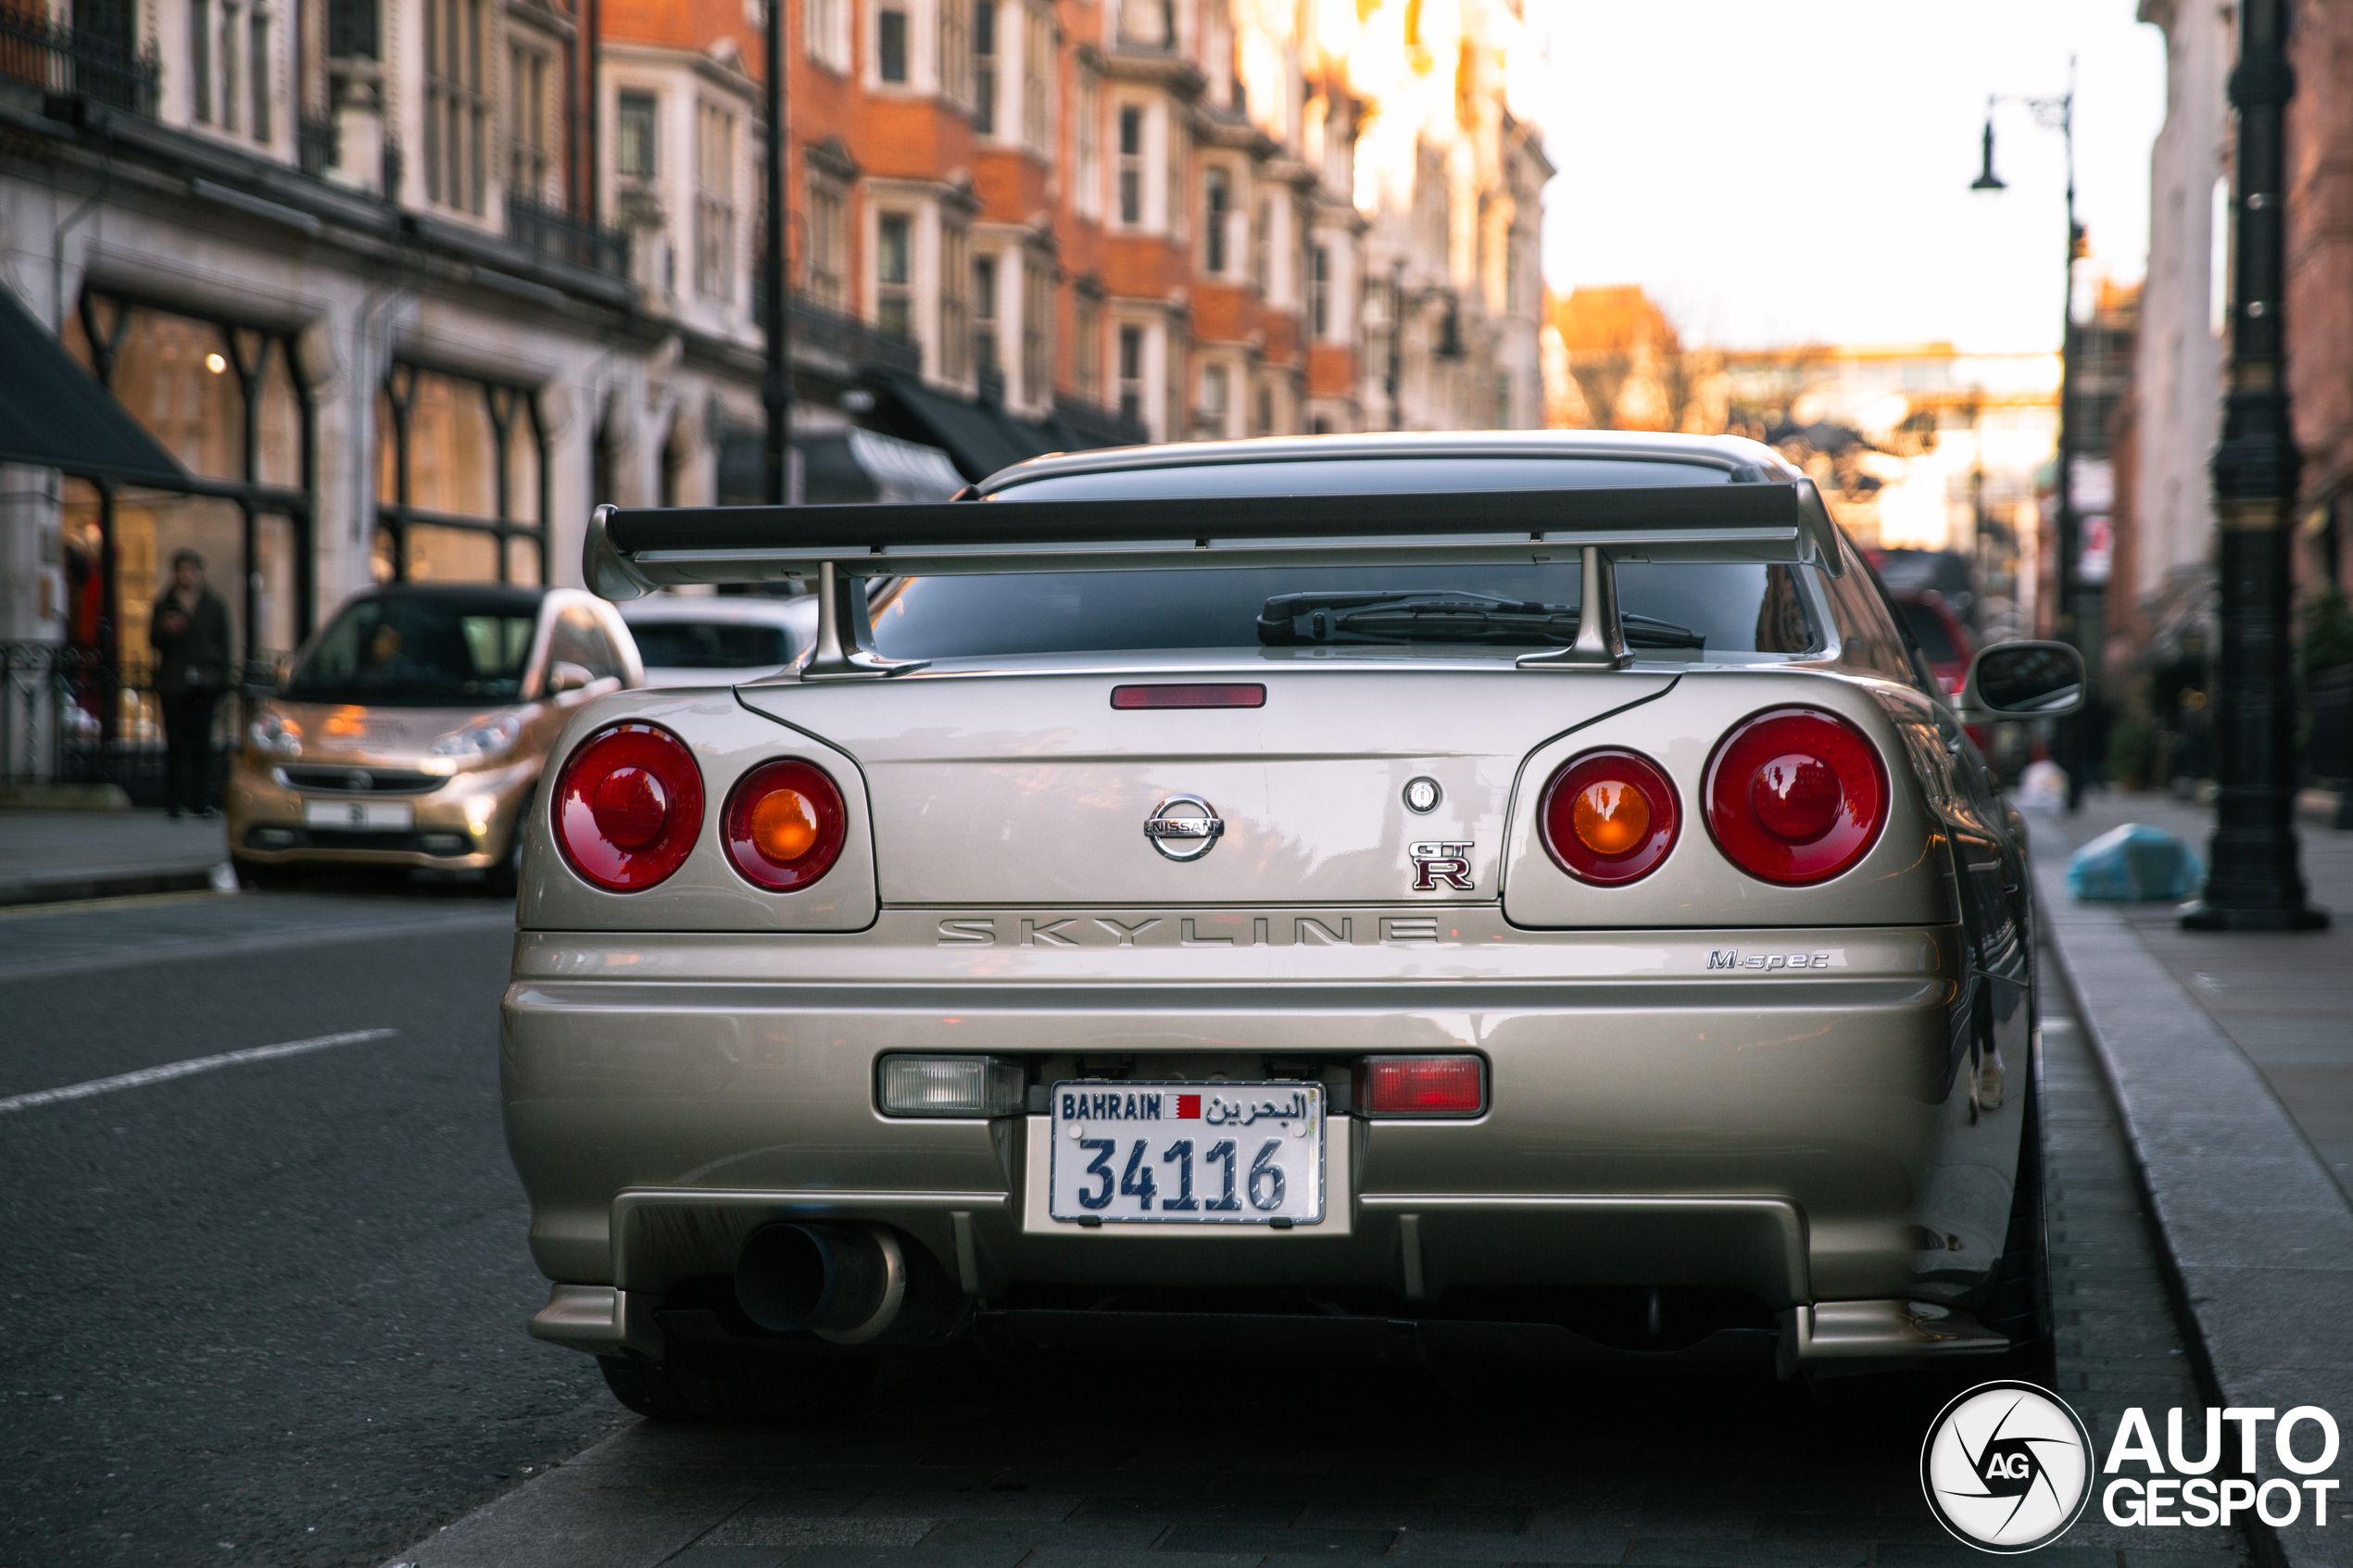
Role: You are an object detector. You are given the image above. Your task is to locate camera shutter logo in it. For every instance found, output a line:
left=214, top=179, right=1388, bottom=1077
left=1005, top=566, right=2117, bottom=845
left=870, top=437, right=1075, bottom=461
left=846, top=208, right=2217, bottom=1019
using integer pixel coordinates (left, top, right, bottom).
left=1920, top=1381, right=2094, bottom=1553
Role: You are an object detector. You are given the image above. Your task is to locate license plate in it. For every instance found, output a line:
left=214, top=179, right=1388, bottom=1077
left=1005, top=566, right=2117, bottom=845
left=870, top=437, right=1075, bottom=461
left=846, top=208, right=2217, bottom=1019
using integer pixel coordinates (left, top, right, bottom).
left=303, top=799, right=414, bottom=831
left=1048, top=1081, right=1324, bottom=1224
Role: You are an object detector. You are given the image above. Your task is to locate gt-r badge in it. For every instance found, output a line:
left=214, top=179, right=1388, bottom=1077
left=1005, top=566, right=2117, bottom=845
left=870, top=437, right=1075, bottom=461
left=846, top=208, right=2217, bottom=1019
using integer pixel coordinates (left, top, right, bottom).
left=1144, top=795, right=1225, bottom=860
left=1408, top=841, right=1475, bottom=891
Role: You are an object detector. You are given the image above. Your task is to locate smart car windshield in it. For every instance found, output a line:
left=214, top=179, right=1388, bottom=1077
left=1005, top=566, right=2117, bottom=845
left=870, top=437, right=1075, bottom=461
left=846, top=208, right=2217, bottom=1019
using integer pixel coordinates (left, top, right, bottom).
left=286, top=595, right=539, bottom=706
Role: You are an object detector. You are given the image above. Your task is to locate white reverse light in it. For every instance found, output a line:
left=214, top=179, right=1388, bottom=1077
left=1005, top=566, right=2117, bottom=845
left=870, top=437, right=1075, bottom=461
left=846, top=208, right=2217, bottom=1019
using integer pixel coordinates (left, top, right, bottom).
left=877, top=1055, right=1025, bottom=1117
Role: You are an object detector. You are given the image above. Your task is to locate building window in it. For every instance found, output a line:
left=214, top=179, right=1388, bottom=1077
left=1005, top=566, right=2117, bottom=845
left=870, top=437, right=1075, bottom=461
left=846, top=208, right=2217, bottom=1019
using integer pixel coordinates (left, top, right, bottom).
left=939, top=0, right=970, bottom=103
left=374, top=363, right=549, bottom=586
left=1022, top=259, right=1051, bottom=406
left=1201, top=363, right=1227, bottom=432
left=1073, top=69, right=1101, bottom=217
left=806, top=0, right=849, bottom=70
left=1166, top=126, right=1185, bottom=239
left=973, top=253, right=1000, bottom=376
left=878, top=6, right=908, bottom=82
left=1310, top=244, right=1330, bottom=338
left=1202, top=168, right=1228, bottom=273
left=510, top=46, right=552, bottom=199
left=423, top=0, right=488, bottom=213
left=1255, top=381, right=1271, bottom=435
left=876, top=212, right=913, bottom=341
left=695, top=102, right=737, bottom=302
left=1117, top=323, right=1142, bottom=422
left=1023, top=3, right=1051, bottom=152
left=973, top=0, right=996, bottom=133
left=1116, top=106, right=1141, bottom=225
left=806, top=179, right=848, bottom=312
left=941, top=223, right=972, bottom=382
left=616, top=91, right=657, bottom=179
left=1252, top=198, right=1269, bottom=291
left=1075, top=292, right=1101, bottom=400
left=1495, top=371, right=1512, bottom=427
left=190, top=0, right=272, bottom=138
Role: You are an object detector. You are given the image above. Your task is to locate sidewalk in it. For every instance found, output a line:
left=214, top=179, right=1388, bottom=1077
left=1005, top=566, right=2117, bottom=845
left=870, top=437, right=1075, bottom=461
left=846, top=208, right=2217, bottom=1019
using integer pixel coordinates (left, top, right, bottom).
left=2032, top=790, right=2353, bottom=1198
left=2030, top=791, right=2353, bottom=1568
left=0, top=809, right=232, bottom=907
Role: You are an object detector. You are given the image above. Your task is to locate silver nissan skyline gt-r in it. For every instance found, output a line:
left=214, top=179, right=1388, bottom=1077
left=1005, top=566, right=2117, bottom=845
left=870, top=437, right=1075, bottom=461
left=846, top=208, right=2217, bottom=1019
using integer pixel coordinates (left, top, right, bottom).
left=502, top=430, right=2086, bottom=1421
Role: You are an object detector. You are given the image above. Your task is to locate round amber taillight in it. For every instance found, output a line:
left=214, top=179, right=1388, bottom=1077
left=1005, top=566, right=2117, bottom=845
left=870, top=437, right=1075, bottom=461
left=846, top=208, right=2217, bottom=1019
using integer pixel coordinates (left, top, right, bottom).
left=1704, top=707, right=1889, bottom=885
left=724, top=759, right=848, bottom=892
left=1538, top=748, right=1680, bottom=885
left=552, top=722, right=704, bottom=892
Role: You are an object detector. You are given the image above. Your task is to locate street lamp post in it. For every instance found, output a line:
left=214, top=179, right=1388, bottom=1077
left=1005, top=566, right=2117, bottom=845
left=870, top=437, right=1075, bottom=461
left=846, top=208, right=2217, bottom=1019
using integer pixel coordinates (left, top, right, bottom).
left=761, top=0, right=794, bottom=507
left=1972, top=68, right=2094, bottom=808
left=2180, top=0, right=2328, bottom=930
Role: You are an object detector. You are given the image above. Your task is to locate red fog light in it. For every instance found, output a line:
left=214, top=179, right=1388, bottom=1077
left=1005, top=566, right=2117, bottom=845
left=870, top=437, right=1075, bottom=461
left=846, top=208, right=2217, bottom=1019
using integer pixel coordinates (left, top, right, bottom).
left=724, top=759, right=848, bottom=891
left=1704, top=706, right=1888, bottom=885
left=553, top=722, right=704, bottom=891
left=1537, top=748, right=1680, bottom=885
left=1355, top=1055, right=1485, bottom=1118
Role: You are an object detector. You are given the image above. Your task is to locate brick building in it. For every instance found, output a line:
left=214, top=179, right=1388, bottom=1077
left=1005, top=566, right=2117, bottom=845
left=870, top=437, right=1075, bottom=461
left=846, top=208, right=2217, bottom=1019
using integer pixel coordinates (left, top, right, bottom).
left=0, top=0, right=1545, bottom=695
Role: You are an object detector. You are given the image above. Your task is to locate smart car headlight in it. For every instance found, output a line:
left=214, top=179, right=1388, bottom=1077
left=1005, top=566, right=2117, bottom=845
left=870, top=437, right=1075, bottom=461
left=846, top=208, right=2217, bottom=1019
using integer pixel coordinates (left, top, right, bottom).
left=429, top=712, right=525, bottom=760
left=248, top=708, right=302, bottom=759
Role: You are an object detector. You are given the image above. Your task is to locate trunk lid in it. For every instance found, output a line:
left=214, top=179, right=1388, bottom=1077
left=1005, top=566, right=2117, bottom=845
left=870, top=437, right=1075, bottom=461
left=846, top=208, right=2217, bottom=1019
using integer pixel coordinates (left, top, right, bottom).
left=736, top=664, right=1675, bottom=906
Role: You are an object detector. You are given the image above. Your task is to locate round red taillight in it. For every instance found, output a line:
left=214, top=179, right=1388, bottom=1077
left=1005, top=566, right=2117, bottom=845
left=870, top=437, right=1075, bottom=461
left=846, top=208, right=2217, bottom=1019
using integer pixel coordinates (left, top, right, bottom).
left=1537, top=748, right=1680, bottom=884
left=724, top=759, right=848, bottom=892
left=1704, top=707, right=1888, bottom=885
left=553, top=722, right=704, bottom=892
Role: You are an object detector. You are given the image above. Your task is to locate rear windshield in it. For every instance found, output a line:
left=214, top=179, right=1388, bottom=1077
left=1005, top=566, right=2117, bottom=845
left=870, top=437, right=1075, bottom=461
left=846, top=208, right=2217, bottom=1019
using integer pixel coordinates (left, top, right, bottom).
left=1898, top=601, right=1960, bottom=663
left=287, top=596, right=536, bottom=706
left=872, top=562, right=1819, bottom=661
left=630, top=621, right=794, bottom=668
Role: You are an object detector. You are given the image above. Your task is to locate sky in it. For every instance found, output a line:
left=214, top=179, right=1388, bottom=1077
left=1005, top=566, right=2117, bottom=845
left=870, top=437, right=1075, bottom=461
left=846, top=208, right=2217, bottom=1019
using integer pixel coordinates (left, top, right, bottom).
left=1529, top=1, right=2169, bottom=353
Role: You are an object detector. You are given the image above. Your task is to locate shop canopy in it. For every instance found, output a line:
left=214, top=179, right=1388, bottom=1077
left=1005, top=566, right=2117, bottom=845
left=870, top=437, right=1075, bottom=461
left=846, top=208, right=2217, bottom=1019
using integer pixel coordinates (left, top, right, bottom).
left=0, top=283, right=187, bottom=488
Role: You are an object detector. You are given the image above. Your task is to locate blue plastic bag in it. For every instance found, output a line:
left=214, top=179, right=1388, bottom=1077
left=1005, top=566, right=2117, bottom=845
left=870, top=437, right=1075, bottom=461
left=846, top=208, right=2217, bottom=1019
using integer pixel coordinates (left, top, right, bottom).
left=2066, top=823, right=2205, bottom=902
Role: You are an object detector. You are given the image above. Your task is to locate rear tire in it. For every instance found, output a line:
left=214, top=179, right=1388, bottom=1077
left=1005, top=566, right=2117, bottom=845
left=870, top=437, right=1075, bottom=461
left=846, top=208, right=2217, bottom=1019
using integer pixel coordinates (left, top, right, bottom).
left=1978, top=1032, right=2054, bottom=1383
left=597, top=1348, right=878, bottom=1424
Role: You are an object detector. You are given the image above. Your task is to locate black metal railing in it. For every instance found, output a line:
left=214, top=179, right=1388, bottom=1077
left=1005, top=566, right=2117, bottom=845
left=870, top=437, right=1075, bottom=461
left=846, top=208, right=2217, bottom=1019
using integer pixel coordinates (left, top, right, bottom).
left=771, top=295, right=924, bottom=375
left=298, top=113, right=339, bottom=176
left=0, top=7, right=159, bottom=117
left=2, top=644, right=288, bottom=806
left=506, top=191, right=629, bottom=276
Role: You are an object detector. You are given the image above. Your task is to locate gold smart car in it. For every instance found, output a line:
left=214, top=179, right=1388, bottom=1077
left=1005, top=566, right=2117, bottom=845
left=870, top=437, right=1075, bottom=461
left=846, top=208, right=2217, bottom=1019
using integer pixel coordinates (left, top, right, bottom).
left=504, top=432, right=2085, bottom=1418
left=229, top=583, right=641, bottom=891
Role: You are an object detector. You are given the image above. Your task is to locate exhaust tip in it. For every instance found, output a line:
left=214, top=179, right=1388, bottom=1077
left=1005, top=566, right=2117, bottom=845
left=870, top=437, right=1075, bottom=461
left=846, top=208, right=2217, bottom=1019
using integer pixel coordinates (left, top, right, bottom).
left=736, top=1221, right=907, bottom=1340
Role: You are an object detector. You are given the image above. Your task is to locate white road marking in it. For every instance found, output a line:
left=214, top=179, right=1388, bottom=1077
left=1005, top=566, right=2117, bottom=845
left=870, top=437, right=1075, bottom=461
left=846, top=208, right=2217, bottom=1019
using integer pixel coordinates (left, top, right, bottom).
left=0, top=1029, right=398, bottom=1115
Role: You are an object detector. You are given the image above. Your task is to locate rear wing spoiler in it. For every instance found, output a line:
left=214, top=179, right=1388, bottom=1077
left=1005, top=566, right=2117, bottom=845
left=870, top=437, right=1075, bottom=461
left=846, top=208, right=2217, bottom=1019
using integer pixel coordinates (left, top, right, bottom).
left=584, top=481, right=1844, bottom=679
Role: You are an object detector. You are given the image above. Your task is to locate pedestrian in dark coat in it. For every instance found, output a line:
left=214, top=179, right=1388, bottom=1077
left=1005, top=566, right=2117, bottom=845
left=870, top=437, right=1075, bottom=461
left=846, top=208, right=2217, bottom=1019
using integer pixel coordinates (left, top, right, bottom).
left=150, top=548, right=233, bottom=818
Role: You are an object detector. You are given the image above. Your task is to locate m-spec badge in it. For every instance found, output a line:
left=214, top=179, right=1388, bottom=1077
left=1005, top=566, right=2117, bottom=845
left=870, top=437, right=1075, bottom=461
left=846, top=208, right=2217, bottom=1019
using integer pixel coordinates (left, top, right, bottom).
left=1408, top=842, right=1475, bottom=891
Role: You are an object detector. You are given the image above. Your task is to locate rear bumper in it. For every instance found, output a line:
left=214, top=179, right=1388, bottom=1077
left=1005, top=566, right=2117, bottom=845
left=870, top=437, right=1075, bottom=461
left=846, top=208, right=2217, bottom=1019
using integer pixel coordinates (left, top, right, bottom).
left=502, top=916, right=2024, bottom=1362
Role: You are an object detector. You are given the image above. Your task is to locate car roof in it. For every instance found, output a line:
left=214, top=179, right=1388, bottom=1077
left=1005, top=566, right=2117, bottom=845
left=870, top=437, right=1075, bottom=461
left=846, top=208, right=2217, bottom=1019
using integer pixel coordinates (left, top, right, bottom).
left=617, top=594, right=808, bottom=625
left=975, top=430, right=1804, bottom=497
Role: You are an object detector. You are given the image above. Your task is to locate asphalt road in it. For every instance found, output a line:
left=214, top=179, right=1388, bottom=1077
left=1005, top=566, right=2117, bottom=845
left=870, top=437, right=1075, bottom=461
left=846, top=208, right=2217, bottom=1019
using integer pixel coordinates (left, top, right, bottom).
left=1, top=884, right=2249, bottom=1568
left=0, top=884, right=627, bottom=1568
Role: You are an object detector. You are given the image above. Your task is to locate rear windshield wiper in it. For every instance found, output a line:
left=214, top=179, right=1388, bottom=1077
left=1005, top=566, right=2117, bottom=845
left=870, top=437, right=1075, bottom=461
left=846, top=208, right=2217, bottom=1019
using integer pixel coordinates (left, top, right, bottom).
left=1257, top=591, right=1704, bottom=649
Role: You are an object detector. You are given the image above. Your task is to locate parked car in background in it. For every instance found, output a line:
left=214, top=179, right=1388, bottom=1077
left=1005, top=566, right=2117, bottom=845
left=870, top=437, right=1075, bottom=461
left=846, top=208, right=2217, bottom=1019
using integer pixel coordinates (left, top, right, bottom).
left=228, top=584, right=641, bottom=892
left=619, top=594, right=819, bottom=689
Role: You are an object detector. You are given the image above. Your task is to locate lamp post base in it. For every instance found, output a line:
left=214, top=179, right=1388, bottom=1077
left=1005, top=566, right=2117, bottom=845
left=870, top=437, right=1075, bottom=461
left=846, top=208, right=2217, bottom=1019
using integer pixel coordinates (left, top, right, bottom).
left=2177, top=899, right=2331, bottom=932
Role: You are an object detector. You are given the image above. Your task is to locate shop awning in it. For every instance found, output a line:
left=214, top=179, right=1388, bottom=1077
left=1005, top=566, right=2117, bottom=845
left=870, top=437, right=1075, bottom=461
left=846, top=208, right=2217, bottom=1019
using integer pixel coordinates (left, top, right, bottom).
left=876, top=374, right=1060, bottom=483
left=0, top=284, right=186, bottom=488
left=801, top=427, right=966, bottom=504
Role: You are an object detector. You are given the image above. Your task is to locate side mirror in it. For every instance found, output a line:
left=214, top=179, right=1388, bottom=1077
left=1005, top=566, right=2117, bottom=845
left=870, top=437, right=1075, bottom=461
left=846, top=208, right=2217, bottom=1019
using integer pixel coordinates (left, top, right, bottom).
left=546, top=660, right=595, bottom=696
left=1958, top=640, right=2085, bottom=721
